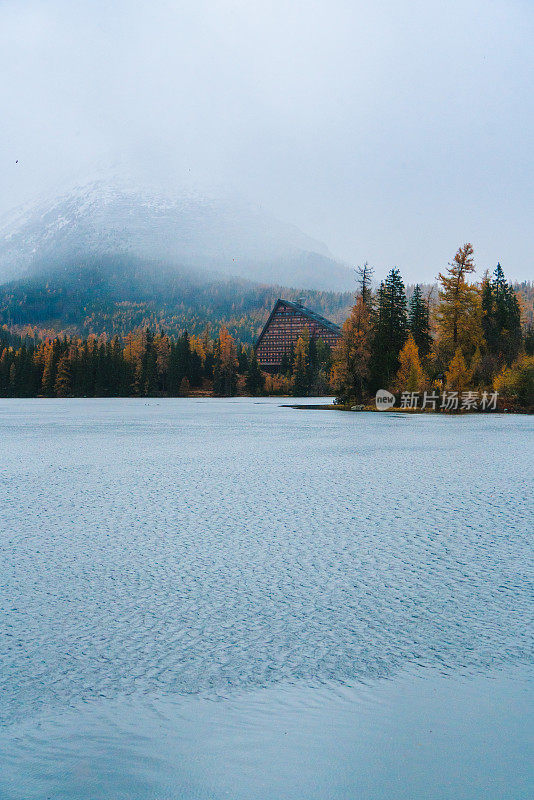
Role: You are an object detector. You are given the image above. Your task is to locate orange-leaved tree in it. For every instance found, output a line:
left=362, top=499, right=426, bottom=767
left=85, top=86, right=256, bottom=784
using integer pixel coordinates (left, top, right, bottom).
left=213, top=327, right=238, bottom=396
left=394, top=334, right=425, bottom=393
left=332, top=295, right=371, bottom=403
left=436, top=243, right=482, bottom=363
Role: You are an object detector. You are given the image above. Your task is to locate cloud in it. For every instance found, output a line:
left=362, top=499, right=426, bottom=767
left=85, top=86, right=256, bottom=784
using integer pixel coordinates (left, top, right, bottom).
left=1, top=0, right=533, bottom=281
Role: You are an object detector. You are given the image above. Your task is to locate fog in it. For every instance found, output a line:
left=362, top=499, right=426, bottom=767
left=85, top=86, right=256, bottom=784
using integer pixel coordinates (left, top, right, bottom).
left=1, top=0, right=533, bottom=282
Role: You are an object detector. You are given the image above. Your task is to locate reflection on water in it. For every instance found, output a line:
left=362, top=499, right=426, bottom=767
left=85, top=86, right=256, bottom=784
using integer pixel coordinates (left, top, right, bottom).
left=0, top=398, right=532, bottom=799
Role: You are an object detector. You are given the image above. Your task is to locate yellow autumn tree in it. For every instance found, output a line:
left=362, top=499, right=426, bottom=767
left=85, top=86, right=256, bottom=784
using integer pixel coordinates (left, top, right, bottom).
left=189, top=334, right=206, bottom=366
left=445, top=347, right=472, bottom=394
left=41, top=343, right=56, bottom=396
left=436, top=243, right=482, bottom=362
left=394, top=334, right=424, bottom=393
left=213, top=327, right=238, bottom=396
left=332, top=296, right=371, bottom=403
left=154, top=333, right=170, bottom=373
left=54, top=354, right=72, bottom=397
left=494, top=355, right=534, bottom=409
left=123, top=331, right=145, bottom=364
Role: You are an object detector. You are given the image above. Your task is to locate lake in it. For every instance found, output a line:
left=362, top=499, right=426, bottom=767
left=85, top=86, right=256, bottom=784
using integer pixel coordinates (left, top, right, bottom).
left=0, top=398, right=532, bottom=799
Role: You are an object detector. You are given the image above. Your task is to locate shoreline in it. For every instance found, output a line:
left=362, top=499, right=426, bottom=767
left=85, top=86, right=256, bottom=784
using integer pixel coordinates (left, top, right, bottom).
left=285, top=403, right=532, bottom=414
left=0, top=395, right=530, bottom=413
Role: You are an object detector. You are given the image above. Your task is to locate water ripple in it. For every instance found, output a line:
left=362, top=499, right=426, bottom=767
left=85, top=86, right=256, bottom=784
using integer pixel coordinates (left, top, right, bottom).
left=0, top=398, right=532, bottom=727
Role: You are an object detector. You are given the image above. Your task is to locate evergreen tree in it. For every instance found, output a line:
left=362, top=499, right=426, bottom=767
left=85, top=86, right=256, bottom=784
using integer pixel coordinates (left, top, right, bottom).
left=188, top=348, right=203, bottom=387
left=279, top=350, right=291, bottom=375
left=409, top=284, right=432, bottom=359
left=168, top=336, right=186, bottom=394
left=307, top=334, right=319, bottom=391
left=369, top=268, right=408, bottom=391
left=54, top=354, right=72, bottom=397
left=482, top=264, right=522, bottom=366
left=292, top=336, right=309, bottom=396
left=314, top=338, right=333, bottom=394
left=245, top=350, right=265, bottom=395
left=237, top=344, right=249, bottom=374
left=143, top=330, right=158, bottom=395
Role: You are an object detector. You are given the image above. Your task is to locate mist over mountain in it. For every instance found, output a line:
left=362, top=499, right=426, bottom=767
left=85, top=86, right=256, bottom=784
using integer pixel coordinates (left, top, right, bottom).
left=0, top=257, right=352, bottom=344
left=0, top=183, right=354, bottom=291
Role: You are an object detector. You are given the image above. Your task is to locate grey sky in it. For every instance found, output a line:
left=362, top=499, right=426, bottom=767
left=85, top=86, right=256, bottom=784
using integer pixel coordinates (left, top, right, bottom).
left=1, top=0, right=533, bottom=282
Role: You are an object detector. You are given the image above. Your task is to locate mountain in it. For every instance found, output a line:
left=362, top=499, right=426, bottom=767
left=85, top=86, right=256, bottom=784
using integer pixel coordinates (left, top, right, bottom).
left=0, top=183, right=354, bottom=291
left=0, top=258, right=353, bottom=343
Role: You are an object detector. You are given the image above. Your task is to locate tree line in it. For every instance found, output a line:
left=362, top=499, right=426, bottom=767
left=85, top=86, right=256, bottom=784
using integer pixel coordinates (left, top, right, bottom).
left=0, top=323, right=334, bottom=399
left=0, top=244, right=532, bottom=408
left=0, top=327, right=266, bottom=398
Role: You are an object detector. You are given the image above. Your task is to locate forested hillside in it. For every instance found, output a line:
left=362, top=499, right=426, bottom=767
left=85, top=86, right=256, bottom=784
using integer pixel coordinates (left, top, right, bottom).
left=0, top=258, right=352, bottom=343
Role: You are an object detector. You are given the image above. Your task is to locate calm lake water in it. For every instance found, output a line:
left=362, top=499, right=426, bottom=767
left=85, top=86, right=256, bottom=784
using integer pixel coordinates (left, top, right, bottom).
left=0, top=398, right=532, bottom=799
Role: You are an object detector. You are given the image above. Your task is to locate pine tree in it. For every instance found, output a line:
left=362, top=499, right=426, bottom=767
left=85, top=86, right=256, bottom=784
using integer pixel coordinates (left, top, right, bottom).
left=168, top=333, right=188, bottom=394
left=292, top=336, right=309, bottom=396
left=279, top=350, right=291, bottom=375
left=237, top=344, right=249, bottom=374
left=245, top=350, right=265, bottom=395
left=8, top=362, right=16, bottom=395
left=409, top=284, right=432, bottom=359
left=314, top=338, right=333, bottom=394
left=143, top=330, right=158, bottom=395
left=369, top=268, right=408, bottom=391
left=482, top=263, right=522, bottom=367
left=306, top=334, right=321, bottom=391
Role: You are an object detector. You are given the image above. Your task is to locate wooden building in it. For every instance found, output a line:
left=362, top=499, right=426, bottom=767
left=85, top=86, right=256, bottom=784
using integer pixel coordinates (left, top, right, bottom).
left=255, top=299, right=342, bottom=371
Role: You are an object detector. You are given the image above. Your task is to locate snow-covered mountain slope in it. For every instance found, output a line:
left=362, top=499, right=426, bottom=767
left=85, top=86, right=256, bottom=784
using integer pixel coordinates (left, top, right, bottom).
left=0, top=184, right=353, bottom=291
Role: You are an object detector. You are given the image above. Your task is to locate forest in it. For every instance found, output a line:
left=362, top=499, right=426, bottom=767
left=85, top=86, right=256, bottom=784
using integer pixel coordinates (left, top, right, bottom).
left=0, top=325, right=267, bottom=399
left=0, top=244, right=532, bottom=410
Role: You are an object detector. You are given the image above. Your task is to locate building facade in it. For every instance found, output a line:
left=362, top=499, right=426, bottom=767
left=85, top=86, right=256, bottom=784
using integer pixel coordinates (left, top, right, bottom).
left=255, top=299, right=342, bottom=371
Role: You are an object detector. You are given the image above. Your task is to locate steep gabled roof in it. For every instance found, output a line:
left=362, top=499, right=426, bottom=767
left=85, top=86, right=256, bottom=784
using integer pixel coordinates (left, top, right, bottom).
left=255, top=299, right=342, bottom=350
left=281, top=299, right=342, bottom=334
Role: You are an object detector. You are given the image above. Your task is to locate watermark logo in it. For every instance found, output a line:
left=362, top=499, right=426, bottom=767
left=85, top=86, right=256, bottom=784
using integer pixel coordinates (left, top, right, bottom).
left=374, top=389, right=499, bottom=411
left=400, top=390, right=498, bottom=411
left=375, top=389, right=395, bottom=410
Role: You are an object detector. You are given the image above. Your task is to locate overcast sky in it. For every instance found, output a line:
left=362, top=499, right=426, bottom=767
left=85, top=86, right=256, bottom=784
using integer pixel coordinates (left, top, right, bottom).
left=1, top=0, right=533, bottom=282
